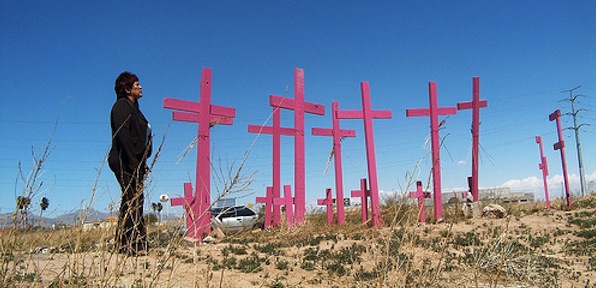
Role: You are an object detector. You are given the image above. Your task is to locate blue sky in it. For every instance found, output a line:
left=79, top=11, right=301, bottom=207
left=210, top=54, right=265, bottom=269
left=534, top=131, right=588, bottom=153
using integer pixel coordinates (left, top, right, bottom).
left=1, top=1, right=595, bottom=216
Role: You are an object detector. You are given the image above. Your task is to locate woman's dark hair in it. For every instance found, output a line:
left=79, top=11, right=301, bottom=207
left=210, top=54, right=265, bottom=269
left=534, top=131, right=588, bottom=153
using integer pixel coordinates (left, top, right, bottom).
left=114, top=71, right=139, bottom=99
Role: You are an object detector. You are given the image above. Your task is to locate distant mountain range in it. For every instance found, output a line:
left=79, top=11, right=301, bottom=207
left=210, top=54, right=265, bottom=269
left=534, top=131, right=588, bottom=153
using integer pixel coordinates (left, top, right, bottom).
left=0, top=208, right=110, bottom=228
left=0, top=208, right=182, bottom=229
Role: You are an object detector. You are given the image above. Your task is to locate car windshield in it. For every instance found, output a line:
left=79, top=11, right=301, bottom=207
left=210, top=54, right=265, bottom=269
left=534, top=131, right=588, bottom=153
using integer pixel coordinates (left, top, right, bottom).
left=211, top=206, right=255, bottom=219
left=236, top=207, right=256, bottom=217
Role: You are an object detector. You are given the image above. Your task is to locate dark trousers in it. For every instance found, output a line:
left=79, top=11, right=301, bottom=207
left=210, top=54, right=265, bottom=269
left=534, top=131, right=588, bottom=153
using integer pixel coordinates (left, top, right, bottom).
left=115, top=170, right=148, bottom=254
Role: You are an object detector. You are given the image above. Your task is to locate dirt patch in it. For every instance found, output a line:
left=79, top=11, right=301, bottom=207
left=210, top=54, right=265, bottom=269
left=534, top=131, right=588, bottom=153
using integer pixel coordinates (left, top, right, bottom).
left=3, top=197, right=595, bottom=287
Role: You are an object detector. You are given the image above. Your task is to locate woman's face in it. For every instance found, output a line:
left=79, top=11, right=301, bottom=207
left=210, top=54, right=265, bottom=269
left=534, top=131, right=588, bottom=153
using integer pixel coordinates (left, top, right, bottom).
left=128, top=81, right=143, bottom=100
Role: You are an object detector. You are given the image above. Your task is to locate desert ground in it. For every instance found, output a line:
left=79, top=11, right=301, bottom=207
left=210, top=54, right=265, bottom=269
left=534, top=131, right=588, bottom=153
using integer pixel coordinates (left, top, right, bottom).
left=1, top=195, right=594, bottom=288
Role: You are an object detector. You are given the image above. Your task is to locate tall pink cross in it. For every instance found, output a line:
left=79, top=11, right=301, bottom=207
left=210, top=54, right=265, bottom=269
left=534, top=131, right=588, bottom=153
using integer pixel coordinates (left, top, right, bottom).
left=273, top=184, right=295, bottom=227
left=270, top=68, right=325, bottom=224
left=249, top=106, right=294, bottom=227
left=535, top=136, right=551, bottom=210
left=409, top=181, right=431, bottom=223
left=351, top=178, right=370, bottom=224
left=406, top=82, right=457, bottom=222
left=337, top=82, right=392, bottom=227
left=317, top=188, right=335, bottom=226
left=457, top=77, right=487, bottom=202
left=312, top=101, right=356, bottom=225
left=549, top=110, right=572, bottom=208
left=164, top=67, right=236, bottom=240
left=255, top=186, right=274, bottom=229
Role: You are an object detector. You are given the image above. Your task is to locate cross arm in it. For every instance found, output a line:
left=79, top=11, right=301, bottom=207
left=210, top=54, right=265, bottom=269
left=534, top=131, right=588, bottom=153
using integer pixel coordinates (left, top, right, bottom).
left=549, top=110, right=561, bottom=121
left=248, top=125, right=294, bottom=135
left=164, top=98, right=236, bottom=118
left=172, top=112, right=234, bottom=125
left=336, top=110, right=392, bottom=119
left=457, top=100, right=488, bottom=110
left=409, top=191, right=431, bottom=198
left=406, top=107, right=457, bottom=117
left=164, top=98, right=200, bottom=112
left=311, top=127, right=356, bottom=137
left=273, top=197, right=294, bottom=205
left=269, top=95, right=325, bottom=115
left=540, top=156, right=549, bottom=175
left=317, top=198, right=332, bottom=205
left=256, top=196, right=271, bottom=204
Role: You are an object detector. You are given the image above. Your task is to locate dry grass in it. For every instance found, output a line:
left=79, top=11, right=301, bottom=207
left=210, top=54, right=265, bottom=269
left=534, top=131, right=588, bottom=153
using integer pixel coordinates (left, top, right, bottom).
left=2, top=195, right=594, bottom=287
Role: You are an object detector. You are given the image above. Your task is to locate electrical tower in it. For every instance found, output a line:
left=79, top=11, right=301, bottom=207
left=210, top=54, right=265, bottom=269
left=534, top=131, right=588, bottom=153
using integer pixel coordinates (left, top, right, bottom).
left=561, top=86, right=589, bottom=197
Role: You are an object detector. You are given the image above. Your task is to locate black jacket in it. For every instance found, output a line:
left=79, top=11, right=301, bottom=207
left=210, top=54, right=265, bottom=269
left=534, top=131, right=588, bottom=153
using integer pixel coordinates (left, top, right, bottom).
left=108, top=97, right=152, bottom=174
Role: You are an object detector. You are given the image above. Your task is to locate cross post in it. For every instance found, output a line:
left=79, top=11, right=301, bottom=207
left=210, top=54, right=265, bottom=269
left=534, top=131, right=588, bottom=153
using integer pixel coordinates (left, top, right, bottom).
left=273, top=184, right=295, bottom=227
left=164, top=67, right=236, bottom=240
left=406, top=82, right=457, bottom=222
left=549, top=110, right=572, bottom=208
left=249, top=106, right=294, bottom=227
left=457, top=77, right=487, bottom=202
left=255, top=186, right=274, bottom=229
left=337, top=83, right=392, bottom=227
left=270, top=68, right=325, bottom=224
left=312, top=101, right=356, bottom=225
left=535, top=136, right=551, bottom=210
left=409, top=181, right=431, bottom=223
left=317, top=188, right=335, bottom=226
left=351, top=178, right=370, bottom=224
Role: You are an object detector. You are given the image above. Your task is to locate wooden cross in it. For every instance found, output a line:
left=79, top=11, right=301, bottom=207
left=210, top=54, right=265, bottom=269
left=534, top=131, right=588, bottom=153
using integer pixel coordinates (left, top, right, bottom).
left=535, top=136, right=551, bottom=210
left=164, top=67, right=236, bottom=240
left=351, top=178, right=370, bottom=224
left=457, top=77, right=487, bottom=203
left=317, top=188, right=335, bottom=226
left=337, top=82, right=392, bottom=227
left=270, top=68, right=325, bottom=224
left=170, top=182, right=203, bottom=237
left=549, top=110, right=572, bottom=208
left=406, top=82, right=457, bottom=222
left=273, top=184, right=295, bottom=227
left=312, top=101, right=356, bottom=225
left=255, top=186, right=274, bottom=229
left=249, top=106, right=294, bottom=227
left=409, top=181, right=431, bottom=223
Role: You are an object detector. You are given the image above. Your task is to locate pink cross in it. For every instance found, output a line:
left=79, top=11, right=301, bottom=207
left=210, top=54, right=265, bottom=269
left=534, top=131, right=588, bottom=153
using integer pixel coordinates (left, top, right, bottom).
left=170, top=182, right=204, bottom=238
left=535, top=136, right=551, bottom=210
left=549, top=110, right=572, bottom=208
left=317, top=188, right=335, bottom=226
left=337, top=82, right=392, bottom=227
left=273, top=184, right=295, bottom=227
left=351, top=178, right=370, bottom=224
left=255, top=186, right=274, bottom=229
left=406, top=82, right=457, bottom=222
left=164, top=68, right=236, bottom=240
left=409, top=181, right=431, bottom=223
left=249, top=106, right=294, bottom=227
left=457, top=77, right=487, bottom=203
left=270, top=68, right=325, bottom=224
left=312, top=101, right=356, bottom=225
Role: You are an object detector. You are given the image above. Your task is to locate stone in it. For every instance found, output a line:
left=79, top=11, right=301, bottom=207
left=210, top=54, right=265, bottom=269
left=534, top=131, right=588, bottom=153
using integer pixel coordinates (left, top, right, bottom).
left=482, top=203, right=507, bottom=218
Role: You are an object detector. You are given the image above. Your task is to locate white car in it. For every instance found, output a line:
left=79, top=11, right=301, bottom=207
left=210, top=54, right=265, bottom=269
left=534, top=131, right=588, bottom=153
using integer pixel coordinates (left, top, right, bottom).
left=211, top=206, right=259, bottom=234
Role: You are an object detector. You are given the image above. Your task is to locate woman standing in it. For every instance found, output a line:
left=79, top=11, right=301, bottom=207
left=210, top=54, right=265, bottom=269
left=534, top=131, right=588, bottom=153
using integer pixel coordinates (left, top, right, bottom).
left=109, top=71, right=152, bottom=256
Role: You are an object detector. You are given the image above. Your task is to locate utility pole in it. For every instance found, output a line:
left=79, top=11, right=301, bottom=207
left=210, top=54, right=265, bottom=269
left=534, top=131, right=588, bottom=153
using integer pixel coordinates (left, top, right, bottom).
left=561, top=86, right=588, bottom=197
